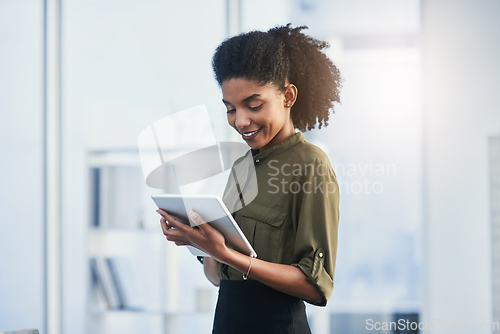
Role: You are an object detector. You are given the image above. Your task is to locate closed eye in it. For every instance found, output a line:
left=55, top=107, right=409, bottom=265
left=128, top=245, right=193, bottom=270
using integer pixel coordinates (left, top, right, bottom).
left=249, top=104, right=262, bottom=111
left=226, top=108, right=236, bottom=114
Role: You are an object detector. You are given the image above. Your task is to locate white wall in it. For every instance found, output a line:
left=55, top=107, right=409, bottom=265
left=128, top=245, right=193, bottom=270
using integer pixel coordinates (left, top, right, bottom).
left=0, top=0, right=44, bottom=331
left=422, top=0, right=500, bottom=332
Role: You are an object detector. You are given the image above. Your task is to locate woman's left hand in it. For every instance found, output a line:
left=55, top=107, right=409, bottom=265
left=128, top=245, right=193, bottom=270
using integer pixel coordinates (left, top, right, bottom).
left=157, top=208, right=229, bottom=262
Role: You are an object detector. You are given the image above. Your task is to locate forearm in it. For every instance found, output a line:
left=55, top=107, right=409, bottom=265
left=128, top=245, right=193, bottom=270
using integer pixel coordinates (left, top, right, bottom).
left=158, top=209, right=323, bottom=303
left=203, top=257, right=220, bottom=287
left=219, top=248, right=324, bottom=305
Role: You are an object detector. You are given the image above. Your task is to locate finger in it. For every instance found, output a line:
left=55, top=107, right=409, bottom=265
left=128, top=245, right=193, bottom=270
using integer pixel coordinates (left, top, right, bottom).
left=164, top=227, right=186, bottom=239
left=165, top=213, right=191, bottom=233
left=157, top=208, right=177, bottom=224
left=159, top=217, right=170, bottom=234
left=189, top=210, right=212, bottom=234
left=157, top=209, right=187, bottom=231
left=166, top=235, right=188, bottom=245
left=165, top=234, right=191, bottom=246
left=157, top=209, right=170, bottom=228
left=156, top=208, right=168, bottom=218
left=166, top=234, right=184, bottom=242
left=160, top=216, right=176, bottom=234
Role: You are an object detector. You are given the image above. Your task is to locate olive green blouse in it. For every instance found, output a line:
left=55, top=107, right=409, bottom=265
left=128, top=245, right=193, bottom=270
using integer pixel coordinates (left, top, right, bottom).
left=218, top=132, right=340, bottom=306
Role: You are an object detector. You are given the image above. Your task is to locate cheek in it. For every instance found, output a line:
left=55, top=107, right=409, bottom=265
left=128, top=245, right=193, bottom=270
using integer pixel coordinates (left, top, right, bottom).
left=262, top=109, right=285, bottom=128
left=227, top=114, right=234, bottom=125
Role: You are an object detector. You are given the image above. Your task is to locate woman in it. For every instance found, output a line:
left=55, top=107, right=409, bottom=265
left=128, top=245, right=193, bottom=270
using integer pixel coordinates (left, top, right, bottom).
left=157, top=24, right=341, bottom=334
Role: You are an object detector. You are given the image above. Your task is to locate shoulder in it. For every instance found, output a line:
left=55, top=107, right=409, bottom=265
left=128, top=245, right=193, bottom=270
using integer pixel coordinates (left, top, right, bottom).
left=285, top=140, right=338, bottom=180
left=289, top=140, right=332, bottom=166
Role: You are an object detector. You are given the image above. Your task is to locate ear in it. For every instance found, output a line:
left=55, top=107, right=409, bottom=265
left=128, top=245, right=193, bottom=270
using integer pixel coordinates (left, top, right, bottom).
left=283, top=84, right=298, bottom=108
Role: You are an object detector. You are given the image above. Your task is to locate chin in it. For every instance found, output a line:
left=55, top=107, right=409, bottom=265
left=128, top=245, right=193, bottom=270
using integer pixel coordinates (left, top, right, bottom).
left=247, top=142, right=261, bottom=150
left=246, top=133, right=270, bottom=150
left=243, top=139, right=258, bottom=149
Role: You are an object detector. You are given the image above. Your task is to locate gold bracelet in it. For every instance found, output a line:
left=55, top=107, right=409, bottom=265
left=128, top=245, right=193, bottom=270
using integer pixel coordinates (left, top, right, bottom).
left=243, top=256, right=253, bottom=280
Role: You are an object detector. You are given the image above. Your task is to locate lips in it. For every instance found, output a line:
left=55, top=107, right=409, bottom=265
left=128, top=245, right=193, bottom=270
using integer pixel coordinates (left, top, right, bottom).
left=241, top=128, right=261, bottom=141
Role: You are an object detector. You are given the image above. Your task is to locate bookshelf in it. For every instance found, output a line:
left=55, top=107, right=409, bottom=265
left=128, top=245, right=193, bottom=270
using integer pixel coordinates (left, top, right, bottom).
left=86, top=149, right=217, bottom=334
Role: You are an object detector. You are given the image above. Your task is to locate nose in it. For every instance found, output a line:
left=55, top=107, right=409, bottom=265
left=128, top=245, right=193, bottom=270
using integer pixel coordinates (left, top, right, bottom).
left=233, top=109, right=251, bottom=131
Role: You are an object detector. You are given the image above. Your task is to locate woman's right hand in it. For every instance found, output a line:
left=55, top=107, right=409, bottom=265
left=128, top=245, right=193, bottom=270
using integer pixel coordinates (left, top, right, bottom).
left=157, top=208, right=230, bottom=263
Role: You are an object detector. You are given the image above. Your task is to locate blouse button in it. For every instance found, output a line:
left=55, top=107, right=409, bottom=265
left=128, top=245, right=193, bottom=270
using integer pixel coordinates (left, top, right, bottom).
left=319, top=252, right=324, bottom=258
left=255, top=159, right=260, bottom=163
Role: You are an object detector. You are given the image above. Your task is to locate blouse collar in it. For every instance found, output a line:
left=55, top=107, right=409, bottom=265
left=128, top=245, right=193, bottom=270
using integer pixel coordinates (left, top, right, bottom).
left=251, top=132, right=306, bottom=163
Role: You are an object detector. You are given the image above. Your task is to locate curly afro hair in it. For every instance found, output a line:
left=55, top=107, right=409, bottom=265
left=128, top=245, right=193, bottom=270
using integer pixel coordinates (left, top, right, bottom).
left=212, top=23, right=342, bottom=132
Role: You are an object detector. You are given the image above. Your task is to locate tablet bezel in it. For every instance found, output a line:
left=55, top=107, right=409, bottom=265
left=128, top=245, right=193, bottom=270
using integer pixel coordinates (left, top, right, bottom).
left=151, top=194, right=257, bottom=258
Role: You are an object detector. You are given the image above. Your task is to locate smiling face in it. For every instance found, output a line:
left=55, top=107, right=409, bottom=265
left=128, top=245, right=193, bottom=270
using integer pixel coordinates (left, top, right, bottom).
left=222, top=78, right=297, bottom=152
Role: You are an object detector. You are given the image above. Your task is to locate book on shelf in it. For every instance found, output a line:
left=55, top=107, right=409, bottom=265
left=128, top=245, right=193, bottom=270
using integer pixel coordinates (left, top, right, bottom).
left=91, top=165, right=147, bottom=229
left=106, top=257, right=145, bottom=310
left=90, top=257, right=145, bottom=311
left=90, top=258, right=121, bottom=309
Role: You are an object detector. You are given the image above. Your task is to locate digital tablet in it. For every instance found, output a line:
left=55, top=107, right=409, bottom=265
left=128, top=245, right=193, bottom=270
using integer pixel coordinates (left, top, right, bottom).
left=151, top=194, right=257, bottom=258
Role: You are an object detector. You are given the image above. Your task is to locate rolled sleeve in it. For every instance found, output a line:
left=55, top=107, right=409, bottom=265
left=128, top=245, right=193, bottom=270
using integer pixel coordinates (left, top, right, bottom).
left=291, top=158, right=340, bottom=306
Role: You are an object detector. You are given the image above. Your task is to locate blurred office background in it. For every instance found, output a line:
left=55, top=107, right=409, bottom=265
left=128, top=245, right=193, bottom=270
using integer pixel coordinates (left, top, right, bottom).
left=1, top=0, right=500, bottom=333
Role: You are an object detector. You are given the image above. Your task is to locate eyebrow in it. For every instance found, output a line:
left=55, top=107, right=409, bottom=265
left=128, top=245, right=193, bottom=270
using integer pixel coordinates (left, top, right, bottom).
left=222, top=94, right=261, bottom=106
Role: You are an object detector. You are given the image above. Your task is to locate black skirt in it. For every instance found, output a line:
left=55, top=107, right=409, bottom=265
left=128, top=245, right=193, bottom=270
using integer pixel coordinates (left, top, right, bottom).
left=212, top=279, right=312, bottom=334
